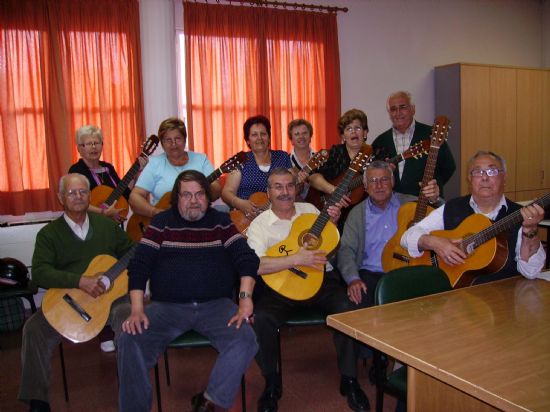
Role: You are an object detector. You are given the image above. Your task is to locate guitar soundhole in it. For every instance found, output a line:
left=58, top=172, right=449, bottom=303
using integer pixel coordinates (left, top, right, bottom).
left=300, top=232, right=320, bottom=249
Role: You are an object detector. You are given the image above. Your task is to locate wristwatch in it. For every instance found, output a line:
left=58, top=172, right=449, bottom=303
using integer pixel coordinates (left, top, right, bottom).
left=522, top=230, right=538, bottom=239
left=238, top=291, right=252, bottom=300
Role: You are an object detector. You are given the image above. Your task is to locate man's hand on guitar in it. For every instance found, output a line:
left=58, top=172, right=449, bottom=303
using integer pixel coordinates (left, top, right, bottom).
left=420, top=235, right=466, bottom=266
left=293, top=246, right=327, bottom=270
left=79, top=274, right=106, bottom=298
left=520, top=204, right=544, bottom=232
left=122, top=311, right=149, bottom=335
left=420, top=179, right=440, bottom=203
left=347, top=279, right=367, bottom=305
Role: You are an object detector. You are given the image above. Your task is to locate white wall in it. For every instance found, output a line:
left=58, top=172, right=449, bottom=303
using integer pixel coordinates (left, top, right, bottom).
left=335, top=0, right=543, bottom=139
left=140, top=0, right=545, bottom=140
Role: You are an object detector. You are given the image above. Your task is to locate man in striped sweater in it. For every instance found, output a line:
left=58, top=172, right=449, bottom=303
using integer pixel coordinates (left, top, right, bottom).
left=117, top=170, right=260, bottom=412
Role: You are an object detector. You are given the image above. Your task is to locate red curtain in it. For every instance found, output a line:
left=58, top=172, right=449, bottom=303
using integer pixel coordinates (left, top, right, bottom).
left=183, top=2, right=341, bottom=167
left=0, top=0, right=145, bottom=215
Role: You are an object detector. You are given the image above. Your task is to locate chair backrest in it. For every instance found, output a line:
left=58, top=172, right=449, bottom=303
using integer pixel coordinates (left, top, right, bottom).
left=375, top=265, right=452, bottom=305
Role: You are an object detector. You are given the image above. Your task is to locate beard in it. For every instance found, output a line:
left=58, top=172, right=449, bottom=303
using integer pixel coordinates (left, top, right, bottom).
left=180, top=205, right=206, bottom=222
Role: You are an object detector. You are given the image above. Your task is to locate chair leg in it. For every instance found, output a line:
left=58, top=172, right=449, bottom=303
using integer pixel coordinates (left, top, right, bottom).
left=240, top=374, right=246, bottom=412
left=276, top=327, right=282, bottom=386
left=59, top=343, right=69, bottom=402
left=164, top=350, right=170, bottom=386
left=154, top=363, right=162, bottom=412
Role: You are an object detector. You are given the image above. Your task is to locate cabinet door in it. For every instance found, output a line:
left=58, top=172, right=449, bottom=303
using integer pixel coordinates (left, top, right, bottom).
left=460, top=65, right=516, bottom=194
left=516, top=69, right=547, bottom=191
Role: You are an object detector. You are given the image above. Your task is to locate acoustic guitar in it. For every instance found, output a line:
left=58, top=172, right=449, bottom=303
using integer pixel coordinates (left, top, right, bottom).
left=427, top=193, right=550, bottom=288
left=311, top=139, right=431, bottom=211
left=90, top=135, right=159, bottom=218
left=42, top=246, right=136, bottom=343
left=126, top=151, right=248, bottom=241
left=381, top=116, right=451, bottom=272
left=229, top=150, right=329, bottom=235
left=263, top=144, right=372, bottom=301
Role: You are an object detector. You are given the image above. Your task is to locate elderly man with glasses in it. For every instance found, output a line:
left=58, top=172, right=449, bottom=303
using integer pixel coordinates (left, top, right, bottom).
left=400, top=151, right=546, bottom=284
left=337, top=160, right=440, bottom=308
left=372, top=90, right=456, bottom=198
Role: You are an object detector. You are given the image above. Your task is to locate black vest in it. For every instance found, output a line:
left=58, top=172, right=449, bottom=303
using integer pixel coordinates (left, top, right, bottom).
left=443, top=195, right=521, bottom=284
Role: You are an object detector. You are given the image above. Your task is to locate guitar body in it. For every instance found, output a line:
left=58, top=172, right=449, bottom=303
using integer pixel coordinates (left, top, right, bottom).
left=264, top=213, right=340, bottom=301
left=91, top=185, right=130, bottom=218
left=428, top=213, right=509, bottom=288
left=229, top=192, right=269, bottom=234
left=126, top=192, right=172, bottom=242
left=381, top=202, right=435, bottom=272
left=42, top=255, right=129, bottom=343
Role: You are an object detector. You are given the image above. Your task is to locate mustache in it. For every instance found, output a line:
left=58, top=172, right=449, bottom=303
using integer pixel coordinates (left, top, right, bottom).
left=276, top=194, right=293, bottom=201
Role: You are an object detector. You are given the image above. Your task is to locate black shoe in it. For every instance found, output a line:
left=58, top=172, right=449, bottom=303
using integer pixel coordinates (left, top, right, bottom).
left=191, top=392, right=215, bottom=412
left=257, top=383, right=282, bottom=412
left=339, top=377, right=370, bottom=412
left=29, top=400, right=50, bottom=412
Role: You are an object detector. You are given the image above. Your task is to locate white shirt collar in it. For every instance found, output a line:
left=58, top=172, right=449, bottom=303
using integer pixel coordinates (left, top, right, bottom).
left=63, top=213, right=90, bottom=240
left=469, top=195, right=508, bottom=221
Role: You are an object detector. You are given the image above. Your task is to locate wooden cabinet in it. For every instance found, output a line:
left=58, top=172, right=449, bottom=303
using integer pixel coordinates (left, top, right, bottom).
left=435, top=63, right=550, bottom=201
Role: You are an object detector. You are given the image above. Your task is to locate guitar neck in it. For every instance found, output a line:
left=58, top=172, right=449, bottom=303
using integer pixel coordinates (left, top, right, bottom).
left=412, top=145, right=440, bottom=223
left=309, top=167, right=357, bottom=237
left=464, top=193, right=550, bottom=251
left=104, top=245, right=137, bottom=283
left=207, top=168, right=223, bottom=183
left=104, top=160, right=141, bottom=206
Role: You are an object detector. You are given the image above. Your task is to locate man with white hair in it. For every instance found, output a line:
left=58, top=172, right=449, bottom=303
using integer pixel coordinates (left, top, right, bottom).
left=18, top=173, right=134, bottom=412
left=372, top=90, right=456, bottom=197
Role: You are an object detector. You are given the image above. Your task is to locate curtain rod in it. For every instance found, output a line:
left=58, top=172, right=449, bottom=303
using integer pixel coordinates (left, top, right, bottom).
left=190, top=0, right=348, bottom=13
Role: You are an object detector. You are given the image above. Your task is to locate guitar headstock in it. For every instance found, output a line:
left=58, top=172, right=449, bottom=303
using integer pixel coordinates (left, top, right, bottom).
left=349, top=144, right=373, bottom=173
left=307, top=149, right=329, bottom=171
left=431, top=116, right=451, bottom=148
left=403, top=139, right=430, bottom=160
left=219, top=151, right=248, bottom=174
left=141, top=135, right=160, bottom=156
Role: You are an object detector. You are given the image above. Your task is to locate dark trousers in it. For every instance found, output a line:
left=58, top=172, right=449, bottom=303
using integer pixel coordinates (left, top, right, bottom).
left=358, top=269, right=385, bottom=308
left=253, top=269, right=358, bottom=380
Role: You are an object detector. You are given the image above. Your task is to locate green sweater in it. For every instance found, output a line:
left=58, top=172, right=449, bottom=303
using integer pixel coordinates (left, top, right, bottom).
left=31, top=214, right=134, bottom=289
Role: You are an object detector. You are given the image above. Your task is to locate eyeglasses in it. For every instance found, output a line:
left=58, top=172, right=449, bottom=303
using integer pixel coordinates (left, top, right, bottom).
left=344, top=126, right=364, bottom=134
left=179, top=190, right=206, bottom=201
left=269, top=182, right=296, bottom=191
left=65, top=188, right=90, bottom=198
left=389, top=104, right=411, bottom=113
left=366, top=176, right=392, bottom=185
left=162, top=136, right=184, bottom=146
left=469, top=168, right=505, bottom=178
left=79, top=141, right=102, bottom=148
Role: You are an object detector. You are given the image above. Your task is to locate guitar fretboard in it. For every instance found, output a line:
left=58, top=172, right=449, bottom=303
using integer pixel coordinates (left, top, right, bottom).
left=104, top=245, right=137, bottom=283
left=104, top=161, right=141, bottom=206
left=463, top=193, right=550, bottom=251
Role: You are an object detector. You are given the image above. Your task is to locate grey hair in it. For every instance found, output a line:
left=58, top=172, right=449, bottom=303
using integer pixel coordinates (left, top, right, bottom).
left=76, top=125, right=103, bottom=146
left=386, top=90, right=415, bottom=111
left=267, top=167, right=296, bottom=187
left=467, top=150, right=507, bottom=173
left=58, top=173, right=90, bottom=194
left=363, top=160, right=394, bottom=187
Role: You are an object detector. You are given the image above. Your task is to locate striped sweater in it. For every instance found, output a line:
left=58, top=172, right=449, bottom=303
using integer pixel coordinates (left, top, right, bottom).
left=128, top=207, right=259, bottom=302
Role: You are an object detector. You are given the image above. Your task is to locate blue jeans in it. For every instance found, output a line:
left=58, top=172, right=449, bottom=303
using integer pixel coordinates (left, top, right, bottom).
left=117, top=298, right=258, bottom=411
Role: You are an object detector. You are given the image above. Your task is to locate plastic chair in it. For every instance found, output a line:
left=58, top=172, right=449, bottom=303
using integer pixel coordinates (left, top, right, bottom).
left=373, top=265, right=452, bottom=412
left=276, top=308, right=326, bottom=386
left=154, top=330, right=247, bottom=412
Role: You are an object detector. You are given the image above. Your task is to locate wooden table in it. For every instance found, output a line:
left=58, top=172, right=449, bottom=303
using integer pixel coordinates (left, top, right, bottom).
left=327, top=277, right=550, bottom=411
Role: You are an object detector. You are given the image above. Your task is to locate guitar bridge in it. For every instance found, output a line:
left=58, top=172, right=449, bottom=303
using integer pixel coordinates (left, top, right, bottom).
left=392, top=253, right=410, bottom=263
left=63, top=293, right=92, bottom=322
left=289, top=267, right=308, bottom=279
